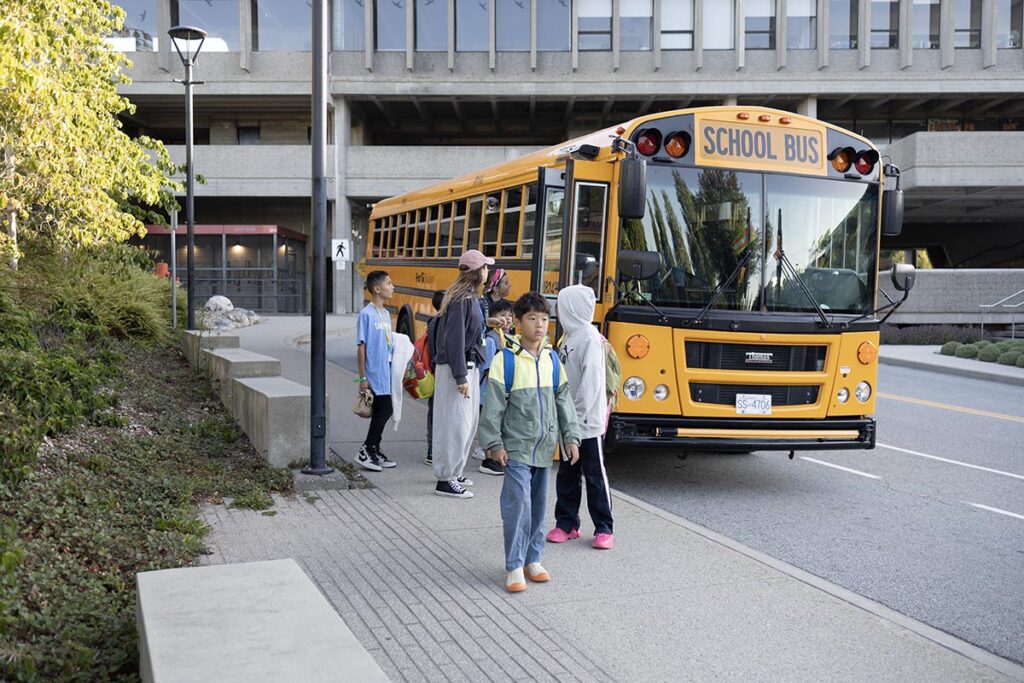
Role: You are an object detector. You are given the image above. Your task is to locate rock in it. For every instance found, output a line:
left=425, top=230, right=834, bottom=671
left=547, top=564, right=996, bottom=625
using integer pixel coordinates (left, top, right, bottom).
left=204, top=295, right=234, bottom=313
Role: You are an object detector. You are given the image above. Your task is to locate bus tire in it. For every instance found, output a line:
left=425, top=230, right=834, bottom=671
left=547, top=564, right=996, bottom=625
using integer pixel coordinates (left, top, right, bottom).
left=397, top=305, right=415, bottom=339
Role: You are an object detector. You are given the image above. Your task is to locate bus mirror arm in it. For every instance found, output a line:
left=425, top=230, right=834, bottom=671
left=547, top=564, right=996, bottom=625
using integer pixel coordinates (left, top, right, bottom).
left=843, top=286, right=910, bottom=327
left=607, top=275, right=669, bottom=323
left=843, top=264, right=916, bottom=327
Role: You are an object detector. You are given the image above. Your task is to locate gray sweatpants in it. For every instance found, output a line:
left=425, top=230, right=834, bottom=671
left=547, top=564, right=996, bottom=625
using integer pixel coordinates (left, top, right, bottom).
left=431, top=363, right=480, bottom=482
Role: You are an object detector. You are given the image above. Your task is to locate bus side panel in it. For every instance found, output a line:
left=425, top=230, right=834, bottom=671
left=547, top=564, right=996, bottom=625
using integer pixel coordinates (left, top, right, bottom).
left=605, top=321, right=682, bottom=416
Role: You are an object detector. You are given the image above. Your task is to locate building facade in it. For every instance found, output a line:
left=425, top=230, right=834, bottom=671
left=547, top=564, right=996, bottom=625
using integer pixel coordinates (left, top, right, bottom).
left=115, top=0, right=1024, bottom=317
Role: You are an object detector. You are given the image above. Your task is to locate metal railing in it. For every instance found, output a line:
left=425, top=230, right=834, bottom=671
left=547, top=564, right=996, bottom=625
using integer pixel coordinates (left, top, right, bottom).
left=980, top=289, right=1024, bottom=339
left=183, top=276, right=307, bottom=314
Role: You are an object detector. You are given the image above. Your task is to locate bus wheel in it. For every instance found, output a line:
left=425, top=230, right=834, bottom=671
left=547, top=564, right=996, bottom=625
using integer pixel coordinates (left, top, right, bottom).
left=397, top=306, right=414, bottom=339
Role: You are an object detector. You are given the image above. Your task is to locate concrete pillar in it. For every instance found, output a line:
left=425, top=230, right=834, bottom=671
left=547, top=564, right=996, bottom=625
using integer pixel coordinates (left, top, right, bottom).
left=981, top=0, right=996, bottom=67
left=240, top=0, right=251, bottom=72
left=900, top=0, right=913, bottom=69
left=858, top=0, right=871, bottom=68
left=723, top=96, right=739, bottom=106
left=530, top=0, right=538, bottom=70
left=364, top=0, right=374, bottom=71
left=332, top=99, right=354, bottom=314
left=777, top=0, right=788, bottom=69
left=735, top=0, right=746, bottom=70
left=158, top=0, right=172, bottom=72
left=572, top=0, right=580, bottom=70
left=613, top=0, right=622, bottom=71
left=406, top=0, right=415, bottom=70
left=489, top=0, right=496, bottom=70
left=448, top=0, right=456, bottom=71
left=695, top=0, right=705, bottom=69
left=797, top=96, right=817, bottom=117
left=653, top=0, right=663, bottom=70
left=940, top=0, right=954, bottom=68
left=817, top=0, right=829, bottom=68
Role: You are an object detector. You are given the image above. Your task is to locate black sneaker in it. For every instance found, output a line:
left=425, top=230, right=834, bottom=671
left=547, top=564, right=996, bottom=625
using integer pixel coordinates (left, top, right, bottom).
left=434, top=480, right=473, bottom=498
left=456, top=476, right=474, bottom=486
left=356, top=445, right=382, bottom=472
left=424, top=453, right=433, bottom=466
left=478, top=458, right=505, bottom=476
left=375, top=448, right=396, bottom=469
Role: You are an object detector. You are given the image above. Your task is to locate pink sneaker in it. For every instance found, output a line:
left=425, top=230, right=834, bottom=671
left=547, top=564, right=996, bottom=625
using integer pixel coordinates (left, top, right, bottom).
left=592, top=533, right=614, bottom=550
left=545, top=527, right=581, bottom=543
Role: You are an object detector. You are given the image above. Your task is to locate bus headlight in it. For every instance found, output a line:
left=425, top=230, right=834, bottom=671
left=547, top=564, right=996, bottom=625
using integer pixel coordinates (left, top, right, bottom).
left=623, top=377, right=646, bottom=401
left=837, top=387, right=849, bottom=404
left=855, top=381, right=872, bottom=403
left=653, top=384, right=670, bottom=401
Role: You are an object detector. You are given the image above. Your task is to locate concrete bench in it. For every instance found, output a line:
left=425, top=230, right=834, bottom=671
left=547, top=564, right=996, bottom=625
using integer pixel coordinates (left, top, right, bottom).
left=232, top=376, right=326, bottom=468
left=137, top=558, right=387, bottom=683
left=180, top=331, right=240, bottom=368
left=201, top=348, right=281, bottom=408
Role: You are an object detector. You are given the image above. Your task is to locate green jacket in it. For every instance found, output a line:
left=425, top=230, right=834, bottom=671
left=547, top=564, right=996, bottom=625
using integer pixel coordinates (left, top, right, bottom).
left=479, top=341, right=581, bottom=468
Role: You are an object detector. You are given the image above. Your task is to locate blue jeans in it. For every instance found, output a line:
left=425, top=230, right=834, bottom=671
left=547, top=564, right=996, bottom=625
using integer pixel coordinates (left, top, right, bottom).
left=500, top=460, right=550, bottom=572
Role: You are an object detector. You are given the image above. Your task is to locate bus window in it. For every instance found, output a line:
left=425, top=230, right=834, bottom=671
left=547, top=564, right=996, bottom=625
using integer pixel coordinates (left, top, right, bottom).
left=425, top=205, right=439, bottom=258
left=394, top=212, right=407, bottom=256
left=411, top=209, right=424, bottom=257
left=522, top=183, right=538, bottom=257
left=483, top=193, right=501, bottom=257
left=439, top=202, right=453, bottom=256
left=383, top=215, right=395, bottom=257
left=370, top=219, right=381, bottom=257
left=467, top=195, right=484, bottom=252
left=572, top=182, right=608, bottom=300
left=541, top=186, right=566, bottom=295
left=502, top=187, right=523, bottom=257
left=451, top=199, right=467, bottom=257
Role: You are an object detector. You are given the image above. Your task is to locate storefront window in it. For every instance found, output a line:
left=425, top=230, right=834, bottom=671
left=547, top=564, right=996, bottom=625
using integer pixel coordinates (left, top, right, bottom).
left=704, top=0, right=735, bottom=49
left=745, top=0, right=776, bottom=49
left=996, top=0, right=1023, bottom=47
left=870, top=0, right=898, bottom=48
left=171, top=0, right=239, bottom=51
left=829, top=0, right=858, bottom=48
left=377, top=0, right=406, bottom=51
left=579, top=0, right=612, bottom=50
left=111, top=1, right=158, bottom=51
left=456, top=0, right=489, bottom=51
left=661, top=0, right=694, bottom=49
left=538, top=0, right=571, bottom=50
left=912, top=0, right=940, bottom=48
left=416, top=0, right=447, bottom=50
left=497, top=0, right=530, bottom=50
left=621, top=0, right=653, bottom=50
left=788, top=0, right=817, bottom=48
left=252, top=0, right=311, bottom=51
left=332, top=0, right=365, bottom=51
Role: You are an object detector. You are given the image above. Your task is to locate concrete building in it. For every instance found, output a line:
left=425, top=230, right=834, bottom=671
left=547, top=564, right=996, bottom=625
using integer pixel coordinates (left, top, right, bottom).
left=114, top=0, right=1024, bottom=318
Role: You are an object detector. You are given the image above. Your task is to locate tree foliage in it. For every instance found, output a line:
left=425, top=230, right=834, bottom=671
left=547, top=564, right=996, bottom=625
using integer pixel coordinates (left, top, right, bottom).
left=0, top=0, right=181, bottom=262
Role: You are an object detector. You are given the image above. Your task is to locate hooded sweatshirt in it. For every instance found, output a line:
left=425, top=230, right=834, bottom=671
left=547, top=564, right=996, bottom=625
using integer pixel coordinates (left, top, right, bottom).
left=556, top=285, right=607, bottom=441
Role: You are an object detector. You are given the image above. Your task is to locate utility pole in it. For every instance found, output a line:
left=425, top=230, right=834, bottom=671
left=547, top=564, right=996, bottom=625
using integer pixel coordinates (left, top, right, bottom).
left=304, top=0, right=333, bottom=476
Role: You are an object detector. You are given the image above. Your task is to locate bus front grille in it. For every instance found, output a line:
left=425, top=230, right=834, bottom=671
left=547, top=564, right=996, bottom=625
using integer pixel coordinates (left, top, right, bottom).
left=685, top=342, right=827, bottom=372
left=690, top=383, right=820, bottom=406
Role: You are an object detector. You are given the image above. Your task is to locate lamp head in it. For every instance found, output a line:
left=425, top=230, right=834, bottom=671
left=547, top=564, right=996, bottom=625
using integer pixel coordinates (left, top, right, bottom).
left=168, top=25, right=207, bottom=64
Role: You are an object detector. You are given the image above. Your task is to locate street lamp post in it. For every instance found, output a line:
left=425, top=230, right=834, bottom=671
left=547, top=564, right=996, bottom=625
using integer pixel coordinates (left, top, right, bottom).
left=168, top=25, right=207, bottom=330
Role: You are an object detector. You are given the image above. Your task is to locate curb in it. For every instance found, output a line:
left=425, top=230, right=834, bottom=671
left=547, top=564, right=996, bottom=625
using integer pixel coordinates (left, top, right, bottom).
left=879, top=355, right=1024, bottom=387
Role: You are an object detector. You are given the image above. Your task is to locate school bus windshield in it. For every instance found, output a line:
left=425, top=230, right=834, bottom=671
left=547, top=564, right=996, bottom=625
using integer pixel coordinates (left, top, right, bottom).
left=621, top=165, right=879, bottom=315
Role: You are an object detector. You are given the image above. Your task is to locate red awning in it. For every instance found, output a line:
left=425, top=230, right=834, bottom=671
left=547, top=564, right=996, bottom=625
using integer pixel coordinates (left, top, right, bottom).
left=143, top=224, right=307, bottom=242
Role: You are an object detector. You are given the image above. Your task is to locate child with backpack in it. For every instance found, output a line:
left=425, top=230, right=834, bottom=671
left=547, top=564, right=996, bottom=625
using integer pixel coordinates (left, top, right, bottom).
left=475, top=299, right=514, bottom=476
left=548, top=284, right=617, bottom=549
left=479, top=292, right=580, bottom=593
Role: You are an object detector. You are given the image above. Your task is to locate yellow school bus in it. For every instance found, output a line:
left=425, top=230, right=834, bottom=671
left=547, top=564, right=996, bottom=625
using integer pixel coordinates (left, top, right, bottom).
left=363, top=106, right=915, bottom=452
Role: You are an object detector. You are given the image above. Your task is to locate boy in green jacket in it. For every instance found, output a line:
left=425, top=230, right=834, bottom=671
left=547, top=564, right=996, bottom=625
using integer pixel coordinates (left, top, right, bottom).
left=479, top=292, right=580, bottom=593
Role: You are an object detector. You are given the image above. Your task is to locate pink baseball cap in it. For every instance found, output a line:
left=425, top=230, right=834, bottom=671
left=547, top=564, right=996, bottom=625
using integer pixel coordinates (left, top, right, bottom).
left=458, top=249, right=495, bottom=270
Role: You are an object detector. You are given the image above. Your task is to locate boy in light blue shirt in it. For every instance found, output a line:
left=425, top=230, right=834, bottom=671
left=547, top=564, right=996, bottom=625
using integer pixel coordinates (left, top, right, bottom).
left=356, top=270, right=396, bottom=472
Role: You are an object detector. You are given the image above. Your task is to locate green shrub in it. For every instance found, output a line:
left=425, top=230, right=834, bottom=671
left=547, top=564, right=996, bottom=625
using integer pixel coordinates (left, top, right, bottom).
left=1018, top=355, right=1024, bottom=368
left=978, top=345, right=1001, bottom=362
left=955, top=344, right=979, bottom=359
left=998, top=351, right=1022, bottom=366
left=880, top=324, right=984, bottom=345
left=939, top=341, right=962, bottom=356
left=975, top=340, right=992, bottom=348
left=994, top=341, right=1013, bottom=353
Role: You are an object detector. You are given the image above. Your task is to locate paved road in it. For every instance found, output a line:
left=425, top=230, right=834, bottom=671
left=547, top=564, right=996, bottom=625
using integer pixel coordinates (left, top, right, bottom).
left=328, top=336, right=1024, bottom=666
left=605, top=364, right=1024, bottom=666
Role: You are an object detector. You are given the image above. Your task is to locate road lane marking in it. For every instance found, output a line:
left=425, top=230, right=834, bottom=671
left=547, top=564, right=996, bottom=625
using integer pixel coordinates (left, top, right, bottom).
left=800, top=457, right=881, bottom=479
left=878, top=392, right=1024, bottom=424
left=965, top=502, right=1024, bottom=521
left=878, top=443, right=1024, bottom=482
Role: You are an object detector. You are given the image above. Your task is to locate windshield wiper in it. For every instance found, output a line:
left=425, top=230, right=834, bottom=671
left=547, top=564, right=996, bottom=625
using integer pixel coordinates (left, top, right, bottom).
left=686, top=241, right=756, bottom=328
left=772, top=208, right=832, bottom=328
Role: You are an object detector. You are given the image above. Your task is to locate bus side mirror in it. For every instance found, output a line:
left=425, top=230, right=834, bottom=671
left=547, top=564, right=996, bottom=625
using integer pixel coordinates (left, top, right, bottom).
left=881, top=188, right=904, bottom=237
left=890, top=263, right=915, bottom=292
left=619, top=157, right=647, bottom=219
left=617, top=250, right=662, bottom=281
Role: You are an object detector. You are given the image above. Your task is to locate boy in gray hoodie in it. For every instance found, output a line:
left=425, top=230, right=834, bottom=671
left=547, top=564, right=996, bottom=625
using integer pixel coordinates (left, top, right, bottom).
left=549, top=284, right=615, bottom=550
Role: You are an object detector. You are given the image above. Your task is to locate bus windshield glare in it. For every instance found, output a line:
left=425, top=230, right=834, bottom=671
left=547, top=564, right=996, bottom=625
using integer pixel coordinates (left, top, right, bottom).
left=621, top=166, right=879, bottom=315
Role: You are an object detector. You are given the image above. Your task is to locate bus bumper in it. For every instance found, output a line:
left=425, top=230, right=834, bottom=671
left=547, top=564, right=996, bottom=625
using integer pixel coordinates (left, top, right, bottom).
left=607, top=416, right=876, bottom=451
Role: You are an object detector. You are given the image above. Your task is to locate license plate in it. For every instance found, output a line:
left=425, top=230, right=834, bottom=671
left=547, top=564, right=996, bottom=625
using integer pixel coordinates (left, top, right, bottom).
left=736, top=393, right=772, bottom=415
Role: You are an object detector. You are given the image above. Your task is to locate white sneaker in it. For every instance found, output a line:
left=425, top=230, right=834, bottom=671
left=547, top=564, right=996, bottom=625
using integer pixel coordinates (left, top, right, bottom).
left=471, top=446, right=486, bottom=460
left=506, top=567, right=527, bottom=593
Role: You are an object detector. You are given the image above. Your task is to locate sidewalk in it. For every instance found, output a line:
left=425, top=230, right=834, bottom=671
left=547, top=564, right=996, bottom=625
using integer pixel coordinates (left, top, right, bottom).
left=200, top=316, right=1023, bottom=682
left=880, top=345, right=1024, bottom=387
